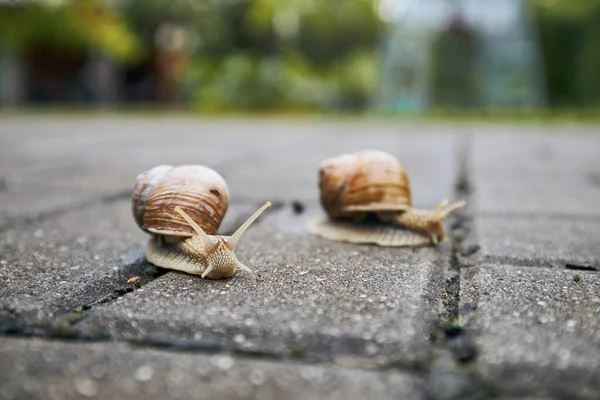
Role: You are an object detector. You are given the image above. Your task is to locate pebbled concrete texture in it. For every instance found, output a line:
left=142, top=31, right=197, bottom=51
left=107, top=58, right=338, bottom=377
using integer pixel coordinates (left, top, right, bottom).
left=0, top=199, right=149, bottom=323
left=464, top=131, right=600, bottom=269
left=460, top=264, right=600, bottom=398
left=0, top=118, right=461, bottom=225
left=0, top=194, right=256, bottom=325
left=2, top=118, right=600, bottom=398
left=469, top=132, right=600, bottom=217
left=80, top=206, right=451, bottom=365
left=468, top=215, right=600, bottom=268
left=224, top=128, right=461, bottom=207
left=470, top=130, right=600, bottom=173
left=473, top=178, right=600, bottom=216
left=0, top=337, right=423, bottom=400
left=0, top=118, right=306, bottom=225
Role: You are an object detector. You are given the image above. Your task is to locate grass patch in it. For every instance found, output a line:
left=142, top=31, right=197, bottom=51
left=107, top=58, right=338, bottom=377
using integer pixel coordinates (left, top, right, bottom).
left=288, top=345, right=307, bottom=360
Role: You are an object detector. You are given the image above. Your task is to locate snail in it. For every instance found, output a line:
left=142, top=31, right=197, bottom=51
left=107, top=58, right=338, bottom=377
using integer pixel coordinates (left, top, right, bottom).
left=307, top=150, right=466, bottom=247
left=132, top=165, right=271, bottom=279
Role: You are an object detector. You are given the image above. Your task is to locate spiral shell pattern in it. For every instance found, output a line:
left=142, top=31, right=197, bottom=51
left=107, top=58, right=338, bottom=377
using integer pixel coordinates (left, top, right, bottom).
left=132, top=165, right=229, bottom=236
left=318, top=150, right=412, bottom=220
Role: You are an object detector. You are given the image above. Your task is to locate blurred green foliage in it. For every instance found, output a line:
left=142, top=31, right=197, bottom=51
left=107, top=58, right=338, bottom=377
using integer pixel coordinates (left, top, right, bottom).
left=0, top=0, right=138, bottom=62
left=531, top=0, right=600, bottom=107
left=175, top=0, right=383, bottom=111
left=0, top=0, right=599, bottom=110
left=0, top=0, right=382, bottom=110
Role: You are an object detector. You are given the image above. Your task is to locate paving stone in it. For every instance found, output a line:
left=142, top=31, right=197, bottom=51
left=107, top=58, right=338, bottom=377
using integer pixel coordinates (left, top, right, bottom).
left=0, top=197, right=257, bottom=324
left=460, top=264, right=600, bottom=398
left=0, top=200, right=149, bottom=323
left=1, top=117, right=460, bottom=364
left=225, top=128, right=460, bottom=206
left=466, top=215, right=600, bottom=268
left=465, top=132, right=600, bottom=268
left=471, top=130, right=600, bottom=171
left=0, top=118, right=461, bottom=225
left=0, top=337, right=423, bottom=400
left=474, top=179, right=600, bottom=216
left=81, top=205, right=452, bottom=364
left=0, top=183, right=108, bottom=229
left=4, top=117, right=600, bottom=398
left=0, top=118, right=306, bottom=225
left=471, top=132, right=600, bottom=216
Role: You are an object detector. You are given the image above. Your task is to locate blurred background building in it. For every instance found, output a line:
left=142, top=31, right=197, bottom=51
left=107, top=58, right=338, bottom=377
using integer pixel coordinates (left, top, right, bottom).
left=0, top=0, right=599, bottom=114
left=378, top=0, right=546, bottom=112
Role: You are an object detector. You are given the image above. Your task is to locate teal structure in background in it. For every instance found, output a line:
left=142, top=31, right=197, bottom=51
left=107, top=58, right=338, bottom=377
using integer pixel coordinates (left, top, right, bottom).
left=377, top=0, right=546, bottom=113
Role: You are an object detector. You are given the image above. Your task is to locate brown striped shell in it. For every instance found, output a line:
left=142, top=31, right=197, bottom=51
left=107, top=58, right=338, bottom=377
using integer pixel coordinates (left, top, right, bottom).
left=319, top=150, right=412, bottom=221
left=132, top=165, right=229, bottom=238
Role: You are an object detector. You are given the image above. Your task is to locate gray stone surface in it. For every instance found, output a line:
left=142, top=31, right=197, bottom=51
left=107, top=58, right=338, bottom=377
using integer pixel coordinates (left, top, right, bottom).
left=474, top=180, right=600, bottom=217
left=0, top=198, right=259, bottom=324
left=0, top=199, right=149, bottom=322
left=2, top=117, right=600, bottom=398
left=469, top=215, right=600, bottom=268
left=224, top=128, right=460, bottom=207
left=471, top=132, right=600, bottom=216
left=0, top=183, right=105, bottom=230
left=0, top=118, right=462, bottom=224
left=0, top=337, right=423, bottom=400
left=465, top=131, right=600, bottom=269
left=460, top=264, right=600, bottom=398
left=0, top=118, right=302, bottom=225
left=471, top=129, right=600, bottom=172
left=81, top=205, right=451, bottom=364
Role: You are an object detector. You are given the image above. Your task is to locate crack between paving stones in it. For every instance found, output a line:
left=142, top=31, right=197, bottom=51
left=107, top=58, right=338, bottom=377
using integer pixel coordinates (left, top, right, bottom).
left=0, top=299, right=437, bottom=378
left=0, top=200, right=285, bottom=343
left=1, top=300, right=432, bottom=377
left=433, top=135, right=475, bottom=358
left=476, top=211, right=600, bottom=221
left=420, top=135, right=505, bottom=400
left=0, top=189, right=132, bottom=231
left=0, top=257, right=168, bottom=341
left=460, top=254, right=599, bottom=271
left=0, top=330, right=432, bottom=380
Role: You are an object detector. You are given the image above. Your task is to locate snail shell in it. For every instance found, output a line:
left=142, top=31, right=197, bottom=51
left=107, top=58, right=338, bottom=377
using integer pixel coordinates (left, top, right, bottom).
left=132, top=165, right=229, bottom=239
left=132, top=165, right=271, bottom=279
left=319, top=150, right=412, bottom=220
left=309, top=150, right=466, bottom=247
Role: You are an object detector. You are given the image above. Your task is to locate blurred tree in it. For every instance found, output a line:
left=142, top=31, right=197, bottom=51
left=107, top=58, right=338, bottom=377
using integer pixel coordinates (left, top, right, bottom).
left=0, top=0, right=138, bottom=62
left=530, top=0, right=600, bottom=19
left=530, top=0, right=600, bottom=106
left=191, top=0, right=383, bottom=110
left=0, top=0, right=140, bottom=102
left=1, top=0, right=598, bottom=110
left=245, top=0, right=381, bottom=66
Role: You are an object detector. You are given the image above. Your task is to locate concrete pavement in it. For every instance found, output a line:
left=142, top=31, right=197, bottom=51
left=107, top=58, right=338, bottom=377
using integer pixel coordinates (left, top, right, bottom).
left=0, top=117, right=598, bottom=399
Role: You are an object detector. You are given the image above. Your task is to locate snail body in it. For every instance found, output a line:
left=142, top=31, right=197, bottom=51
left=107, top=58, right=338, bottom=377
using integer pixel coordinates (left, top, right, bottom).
left=132, top=165, right=271, bottom=279
left=308, top=150, right=466, bottom=247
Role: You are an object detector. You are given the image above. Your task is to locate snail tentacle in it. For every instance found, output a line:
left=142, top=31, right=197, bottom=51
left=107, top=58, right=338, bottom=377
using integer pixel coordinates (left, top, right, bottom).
left=174, top=206, right=213, bottom=245
left=228, top=201, right=272, bottom=247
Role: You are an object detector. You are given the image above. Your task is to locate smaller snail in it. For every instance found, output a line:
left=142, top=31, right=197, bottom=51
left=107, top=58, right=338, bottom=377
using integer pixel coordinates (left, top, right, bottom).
left=307, top=150, right=465, bottom=247
left=132, top=165, right=271, bottom=279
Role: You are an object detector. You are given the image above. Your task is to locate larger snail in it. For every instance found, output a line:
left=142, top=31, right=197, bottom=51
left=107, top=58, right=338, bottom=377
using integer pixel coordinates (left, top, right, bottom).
left=132, top=165, right=271, bottom=279
left=307, top=150, right=466, bottom=247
